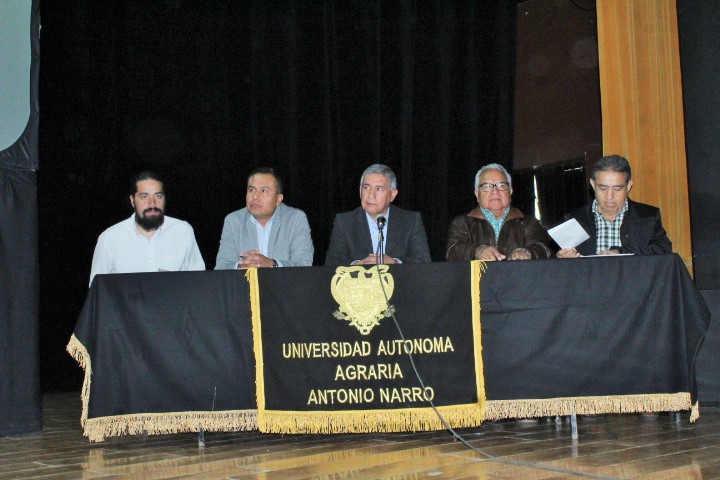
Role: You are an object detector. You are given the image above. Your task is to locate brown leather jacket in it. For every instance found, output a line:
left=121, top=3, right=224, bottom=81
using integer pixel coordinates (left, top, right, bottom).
left=446, top=207, right=555, bottom=261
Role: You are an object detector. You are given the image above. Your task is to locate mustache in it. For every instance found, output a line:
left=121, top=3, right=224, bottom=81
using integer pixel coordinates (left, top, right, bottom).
left=143, top=207, right=162, bottom=214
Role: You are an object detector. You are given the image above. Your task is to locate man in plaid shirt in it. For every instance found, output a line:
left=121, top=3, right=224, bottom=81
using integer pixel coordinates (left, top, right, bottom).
left=556, top=155, right=672, bottom=258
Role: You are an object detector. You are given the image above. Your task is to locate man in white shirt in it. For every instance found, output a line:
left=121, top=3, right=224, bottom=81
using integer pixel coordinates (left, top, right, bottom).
left=214, top=167, right=314, bottom=269
left=89, top=171, right=205, bottom=285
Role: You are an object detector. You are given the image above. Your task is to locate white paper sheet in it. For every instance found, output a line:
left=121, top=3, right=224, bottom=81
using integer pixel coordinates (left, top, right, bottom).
left=547, top=218, right=590, bottom=249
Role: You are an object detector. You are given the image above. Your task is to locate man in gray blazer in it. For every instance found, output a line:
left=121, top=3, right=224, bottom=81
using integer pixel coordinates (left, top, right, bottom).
left=215, top=167, right=314, bottom=269
left=325, top=164, right=431, bottom=266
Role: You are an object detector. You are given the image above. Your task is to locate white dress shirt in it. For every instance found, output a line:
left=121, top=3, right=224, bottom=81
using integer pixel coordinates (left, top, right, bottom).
left=89, top=214, right=205, bottom=286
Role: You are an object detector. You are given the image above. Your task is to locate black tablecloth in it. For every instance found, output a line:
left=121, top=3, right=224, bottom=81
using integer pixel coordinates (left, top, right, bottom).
left=69, top=254, right=710, bottom=440
left=71, top=271, right=256, bottom=422
left=480, top=255, right=708, bottom=401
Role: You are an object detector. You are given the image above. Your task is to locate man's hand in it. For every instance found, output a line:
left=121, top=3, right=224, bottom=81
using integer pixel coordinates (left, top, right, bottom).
left=556, top=247, right=580, bottom=258
left=598, top=249, right=620, bottom=255
left=352, top=254, right=397, bottom=265
left=475, top=246, right=506, bottom=261
left=238, top=250, right=275, bottom=268
left=508, top=248, right=532, bottom=260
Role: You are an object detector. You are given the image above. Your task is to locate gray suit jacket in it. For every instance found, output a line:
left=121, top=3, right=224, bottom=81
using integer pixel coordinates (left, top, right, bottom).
left=214, top=203, right=314, bottom=269
left=325, top=206, right=431, bottom=265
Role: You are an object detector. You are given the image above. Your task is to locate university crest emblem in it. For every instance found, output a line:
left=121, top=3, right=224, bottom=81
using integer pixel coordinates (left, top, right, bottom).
left=331, top=265, right=395, bottom=335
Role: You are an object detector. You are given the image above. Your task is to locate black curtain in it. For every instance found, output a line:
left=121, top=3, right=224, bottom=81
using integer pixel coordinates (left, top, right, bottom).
left=678, top=0, right=720, bottom=290
left=510, top=162, right=587, bottom=229
left=510, top=169, right=535, bottom=220
left=0, top=0, right=41, bottom=435
left=678, top=0, right=720, bottom=403
left=0, top=170, right=40, bottom=435
left=534, top=160, right=587, bottom=228
left=39, top=1, right=516, bottom=391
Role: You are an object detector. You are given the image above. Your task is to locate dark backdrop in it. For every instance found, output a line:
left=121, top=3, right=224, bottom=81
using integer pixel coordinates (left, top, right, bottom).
left=513, top=0, right=600, bottom=171
left=39, top=1, right=516, bottom=392
left=677, top=0, right=720, bottom=404
left=678, top=0, right=720, bottom=291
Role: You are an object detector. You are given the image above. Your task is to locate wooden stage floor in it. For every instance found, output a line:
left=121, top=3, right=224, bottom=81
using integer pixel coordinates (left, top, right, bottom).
left=2, top=393, right=720, bottom=479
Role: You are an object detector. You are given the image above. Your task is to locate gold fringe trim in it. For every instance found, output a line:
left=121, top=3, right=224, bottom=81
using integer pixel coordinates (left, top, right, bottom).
left=484, top=393, right=695, bottom=420
left=245, top=267, right=266, bottom=411
left=66, top=334, right=92, bottom=428
left=83, top=410, right=258, bottom=442
left=258, top=404, right=483, bottom=434
left=470, top=260, right=487, bottom=421
left=79, top=393, right=698, bottom=441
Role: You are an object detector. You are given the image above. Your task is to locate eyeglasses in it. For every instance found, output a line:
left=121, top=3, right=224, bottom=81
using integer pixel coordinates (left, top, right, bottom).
left=477, top=182, right=510, bottom=192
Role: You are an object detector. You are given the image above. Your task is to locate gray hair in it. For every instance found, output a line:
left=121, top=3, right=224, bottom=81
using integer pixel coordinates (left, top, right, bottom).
left=474, top=163, right=512, bottom=189
left=360, top=164, right=397, bottom=190
left=591, top=155, right=632, bottom=183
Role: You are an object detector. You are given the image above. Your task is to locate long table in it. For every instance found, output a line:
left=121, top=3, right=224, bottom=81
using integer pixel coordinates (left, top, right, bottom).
left=68, top=254, right=710, bottom=441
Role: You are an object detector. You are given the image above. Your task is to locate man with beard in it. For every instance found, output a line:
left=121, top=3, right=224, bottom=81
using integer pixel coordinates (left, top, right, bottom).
left=89, top=171, right=205, bottom=285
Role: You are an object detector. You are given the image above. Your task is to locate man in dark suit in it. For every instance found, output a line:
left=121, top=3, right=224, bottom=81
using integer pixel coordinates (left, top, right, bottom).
left=557, top=155, right=672, bottom=257
left=325, top=164, right=431, bottom=265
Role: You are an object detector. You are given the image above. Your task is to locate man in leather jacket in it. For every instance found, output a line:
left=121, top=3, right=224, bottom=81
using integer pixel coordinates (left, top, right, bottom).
left=446, top=163, right=555, bottom=262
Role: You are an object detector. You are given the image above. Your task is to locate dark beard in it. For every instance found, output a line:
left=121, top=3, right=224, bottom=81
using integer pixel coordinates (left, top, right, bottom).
left=135, top=208, right=165, bottom=231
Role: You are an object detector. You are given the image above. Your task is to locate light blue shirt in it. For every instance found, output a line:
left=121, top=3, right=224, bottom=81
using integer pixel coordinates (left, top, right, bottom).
left=480, top=206, right=510, bottom=241
left=215, top=203, right=314, bottom=270
left=249, top=212, right=281, bottom=266
left=365, top=209, right=390, bottom=255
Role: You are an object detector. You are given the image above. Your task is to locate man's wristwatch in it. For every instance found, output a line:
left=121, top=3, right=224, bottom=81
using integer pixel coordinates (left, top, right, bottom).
left=271, top=259, right=279, bottom=268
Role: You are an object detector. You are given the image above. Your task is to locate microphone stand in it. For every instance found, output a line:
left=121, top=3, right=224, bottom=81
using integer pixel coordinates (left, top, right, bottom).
left=376, top=216, right=386, bottom=265
left=376, top=227, right=385, bottom=265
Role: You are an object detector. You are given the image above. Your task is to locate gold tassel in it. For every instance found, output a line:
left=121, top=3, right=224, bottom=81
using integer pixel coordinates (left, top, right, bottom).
left=245, top=268, right=267, bottom=412
left=470, top=260, right=487, bottom=421
left=690, top=401, right=700, bottom=423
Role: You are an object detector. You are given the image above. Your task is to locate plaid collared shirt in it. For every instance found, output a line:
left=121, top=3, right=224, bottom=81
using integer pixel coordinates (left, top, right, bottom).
left=592, top=199, right=628, bottom=253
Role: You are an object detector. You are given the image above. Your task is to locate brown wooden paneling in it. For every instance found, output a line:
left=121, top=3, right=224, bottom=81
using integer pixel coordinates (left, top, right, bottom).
left=597, top=0, right=693, bottom=271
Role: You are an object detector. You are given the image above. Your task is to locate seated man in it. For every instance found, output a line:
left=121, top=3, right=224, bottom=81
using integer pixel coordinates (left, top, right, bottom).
left=215, top=167, right=313, bottom=269
left=557, top=155, right=672, bottom=257
left=325, top=164, right=431, bottom=265
left=446, top=163, right=554, bottom=261
left=90, top=171, right=205, bottom=285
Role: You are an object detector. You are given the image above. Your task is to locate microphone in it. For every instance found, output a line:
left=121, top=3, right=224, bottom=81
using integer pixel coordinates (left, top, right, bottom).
left=376, top=215, right=386, bottom=229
